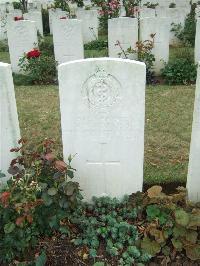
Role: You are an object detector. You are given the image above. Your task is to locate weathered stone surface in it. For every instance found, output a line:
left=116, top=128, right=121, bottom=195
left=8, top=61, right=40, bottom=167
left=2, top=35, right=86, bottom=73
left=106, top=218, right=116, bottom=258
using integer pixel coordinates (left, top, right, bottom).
left=7, top=20, right=38, bottom=73
left=52, top=18, right=84, bottom=64
left=0, top=62, right=20, bottom=182
left=108, top=17, right=138, bottom=59
left=140, top=17, right=170, bottom=74
left=187, top=63, right=200, bottom=202
left=24, top=11, right=43, bottom=36
left=76, top=9, right=98, bottom=43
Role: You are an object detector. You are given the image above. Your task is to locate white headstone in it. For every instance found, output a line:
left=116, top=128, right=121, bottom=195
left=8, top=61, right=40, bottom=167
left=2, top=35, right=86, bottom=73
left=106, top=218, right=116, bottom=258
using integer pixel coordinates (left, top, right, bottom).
left=187, top=63, right=200, bottom=202
left=24, top=11, right=43, bottom=36
left=140, top=17, right=170, bottom=74
left=140, top=7, right=156, bottom=18
left=196, top=6, right=200, bottom=19
left=52, top=18, right=84, bottom=64
left=76, top=9, right=98, bottom=43
left=0, top=62, right=20, bottom=181
left=195, top=19, right=200, bottom=63
left=7, top=20, right=38, bottom=73
left=58, top=58, right=146, bottom=201
left=49, top=8, right=69, bottom=34
left=108, top=17, right=138, bottom=59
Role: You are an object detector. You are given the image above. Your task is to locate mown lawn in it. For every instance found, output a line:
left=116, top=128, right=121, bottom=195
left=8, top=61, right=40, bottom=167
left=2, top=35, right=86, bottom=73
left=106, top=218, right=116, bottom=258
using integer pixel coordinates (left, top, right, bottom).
left=14, top=84, right=195, bottom=185
left=0, top=38, right=196, bottom=185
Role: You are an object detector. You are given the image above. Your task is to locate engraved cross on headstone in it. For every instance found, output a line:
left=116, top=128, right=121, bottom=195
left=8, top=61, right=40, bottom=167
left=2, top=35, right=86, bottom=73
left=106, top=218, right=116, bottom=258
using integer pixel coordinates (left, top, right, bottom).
left=86, top=142, right=120, bottom=166
left=86, top=142, right=120, bottom=195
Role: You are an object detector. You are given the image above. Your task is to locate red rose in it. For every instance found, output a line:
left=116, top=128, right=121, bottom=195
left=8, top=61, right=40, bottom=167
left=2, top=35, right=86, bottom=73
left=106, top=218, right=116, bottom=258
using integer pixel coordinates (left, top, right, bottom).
left=0, top=191, right=10, bottom=207
left=60, top=16, right=67, bottom=19
left=14, top=16, right=23, bottom=21
left=26, top=49, right=41, bottom=59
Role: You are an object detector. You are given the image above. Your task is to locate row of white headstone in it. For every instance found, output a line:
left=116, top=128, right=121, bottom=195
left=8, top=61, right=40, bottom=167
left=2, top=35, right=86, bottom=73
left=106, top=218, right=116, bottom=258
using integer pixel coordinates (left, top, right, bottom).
left=0, top=59, right=200, bottom=202
left=5, top=15, right=200, bottom=75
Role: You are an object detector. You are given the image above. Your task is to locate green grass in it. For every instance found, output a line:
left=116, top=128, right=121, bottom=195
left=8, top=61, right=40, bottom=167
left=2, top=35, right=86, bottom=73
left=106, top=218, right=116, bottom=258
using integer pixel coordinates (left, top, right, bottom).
left=14, top=84, right=195, bottom=185
left=0, top=51, right=10, bottom=63
left=1, top=36, right=196, bottom=185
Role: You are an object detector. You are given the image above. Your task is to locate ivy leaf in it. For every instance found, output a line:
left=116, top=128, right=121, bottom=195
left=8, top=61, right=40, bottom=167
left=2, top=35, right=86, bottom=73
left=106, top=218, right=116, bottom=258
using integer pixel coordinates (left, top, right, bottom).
left=35, top=250, right=47, bottom=266
left=141, top=237, right=161, bottom=256
left=146, top=205, right=160, bottom=220
left=185, top=230, right=198, bottom=244
left=47, top=187, right=58, bottom=196
left=4, top=222, right=15, bottom=234
left=175, top=209, right=190, bottom=226
left=171, top=238, right=183, bottom=251
left=188, top=210, right=200, bottom=228
left=89, top=248, right=97, bottom=258
left=185, top=244, right=200, bottom=260
left=173, top=226, right=186, bottom=238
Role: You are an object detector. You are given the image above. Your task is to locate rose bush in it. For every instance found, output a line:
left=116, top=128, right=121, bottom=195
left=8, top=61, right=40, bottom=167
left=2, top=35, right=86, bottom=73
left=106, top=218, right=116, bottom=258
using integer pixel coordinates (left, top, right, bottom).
left=18, top=48, right=57, bottom=84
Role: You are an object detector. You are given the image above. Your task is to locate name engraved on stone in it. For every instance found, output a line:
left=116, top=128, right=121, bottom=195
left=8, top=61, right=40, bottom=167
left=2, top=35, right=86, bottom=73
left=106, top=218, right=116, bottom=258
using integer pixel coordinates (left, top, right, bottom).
left=64, top=115, right=137, bottom=142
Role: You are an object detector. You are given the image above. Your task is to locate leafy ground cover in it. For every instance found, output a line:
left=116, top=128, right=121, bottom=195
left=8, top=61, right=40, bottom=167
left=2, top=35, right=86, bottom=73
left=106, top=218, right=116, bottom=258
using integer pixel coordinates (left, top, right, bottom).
left=0, top=140, right=199, bottom=265
left=14, top=84, right=195, bottom=185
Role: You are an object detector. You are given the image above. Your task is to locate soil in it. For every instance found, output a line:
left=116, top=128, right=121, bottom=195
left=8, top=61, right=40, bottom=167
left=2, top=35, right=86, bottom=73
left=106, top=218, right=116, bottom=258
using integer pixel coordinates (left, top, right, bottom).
left=143, top=182, right=186, bottom=194
left=40, top=236, right=200, bottom=266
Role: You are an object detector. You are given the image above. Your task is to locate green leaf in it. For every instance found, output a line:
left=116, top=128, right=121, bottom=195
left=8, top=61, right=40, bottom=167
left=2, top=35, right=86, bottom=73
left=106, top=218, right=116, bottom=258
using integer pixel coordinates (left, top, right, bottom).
left=67, top=169, right=74, bottom=179
left=39, top=182, right=48, bottom=190
left=162, top=246, right=170, bottom=256
left=171, top=238, right=183, bottom=251
left=173, top=226, right=186, bottom=238
left=64, top=182, right=76, bottom=196
left=175, top=209, right=190, bottom=227
left=35, top=251, right=47, bottom=266
left=185, top=244, right=200, bottom=260
left=188, top=210, right=200, bottom=228
left=0, top=171, right=6, bottom=178
left=93, top=263, right=105, bottom=266
left=59, top=226, right=69, bottom=235
left=4, top=222, right=15, bottom=234
left=47, top=187, right=58, bottom=196
left=89, top=248, right=97, bottom=258
left=146, top=205, right=160, bottom=220
left=42, top=192, right=53, bottom=206
left=141, top=237, right=161, bottom=256
left=185, top=230, right=198, bottom=244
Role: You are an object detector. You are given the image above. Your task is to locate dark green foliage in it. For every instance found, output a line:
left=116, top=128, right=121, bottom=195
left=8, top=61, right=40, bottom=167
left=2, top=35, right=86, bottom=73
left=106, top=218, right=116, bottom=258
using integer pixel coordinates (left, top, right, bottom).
left=42, top=9, right=50, bottom=35
left=71, top=196, right=151, bottom=264
left=39, top=35, right=54, bottom=56
left=84, top=39, right=108, bottom=51
left=13, top=73, right=33, bottom=86
left=0, top=40, right=9, bottom=52
left=171, top=3, right=197, bottom=47
left=19, top=54, right=57, bottom=84
left=0, top=139, right=81, bottom=264
left=161, top=58, right=197, bottom=85
left=13, top=1, right=22, bottom=9
left=54, top=0, right=69, bottom=11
